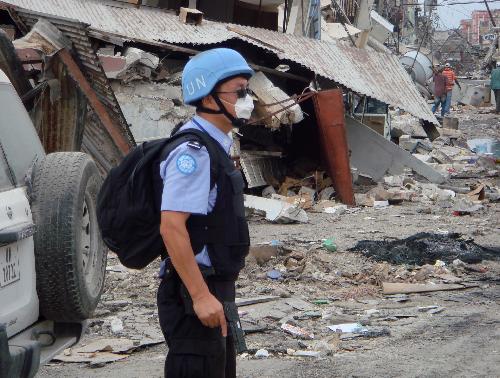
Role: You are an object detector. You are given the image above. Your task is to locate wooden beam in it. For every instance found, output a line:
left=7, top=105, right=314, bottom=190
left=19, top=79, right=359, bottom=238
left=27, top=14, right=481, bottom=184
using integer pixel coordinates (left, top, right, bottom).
left=382, top=282, right=473, bottom=295
left=88, top=29, right=198, bottom=55
left=249, top=63, right=311, bottom=83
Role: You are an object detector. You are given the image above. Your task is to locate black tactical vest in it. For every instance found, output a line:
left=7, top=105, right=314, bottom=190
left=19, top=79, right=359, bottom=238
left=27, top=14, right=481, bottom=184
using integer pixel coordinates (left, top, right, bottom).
left=186, top=141, right=250, bottom=280
left=153, top=130, right=250, bottom=280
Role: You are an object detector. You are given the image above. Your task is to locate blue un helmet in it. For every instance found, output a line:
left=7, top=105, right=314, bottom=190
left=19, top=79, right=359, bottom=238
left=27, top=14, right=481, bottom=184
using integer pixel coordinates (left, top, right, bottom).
left=182, top=48, right=254, bottom=105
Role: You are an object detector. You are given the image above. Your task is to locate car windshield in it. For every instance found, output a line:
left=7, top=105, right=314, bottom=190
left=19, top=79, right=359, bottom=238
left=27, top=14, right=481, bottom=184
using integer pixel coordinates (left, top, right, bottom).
left=0, top=80, right=45, bottom=185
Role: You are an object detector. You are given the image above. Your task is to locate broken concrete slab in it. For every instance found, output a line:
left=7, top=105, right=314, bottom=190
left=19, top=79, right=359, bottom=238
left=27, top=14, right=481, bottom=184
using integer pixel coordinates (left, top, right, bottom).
left=430, top=149, right=453, bottom=164
left=112, top=81, right=190, bottom=143
left=413, top=153, right=434, bottom=163
left=123, top=47, right=159, bottom=70
left=249, top=71, right=304, bottom=128
left=345, top=116, right=446, bottom=184
left=390, top=114, right=428, bottom=138
left=98, top=54, right=128, bottom=79
left=244, top=194, right=309, bottom=223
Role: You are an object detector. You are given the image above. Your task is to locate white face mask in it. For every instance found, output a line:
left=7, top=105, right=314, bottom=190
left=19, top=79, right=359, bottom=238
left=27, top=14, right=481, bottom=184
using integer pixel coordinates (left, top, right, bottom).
left=234, top=94, right=254, bottom=120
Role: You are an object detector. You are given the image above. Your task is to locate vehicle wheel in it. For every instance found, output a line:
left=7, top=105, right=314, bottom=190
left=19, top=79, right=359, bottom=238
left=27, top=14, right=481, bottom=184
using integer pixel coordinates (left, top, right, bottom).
left=31, top=152, right=106, bottom=321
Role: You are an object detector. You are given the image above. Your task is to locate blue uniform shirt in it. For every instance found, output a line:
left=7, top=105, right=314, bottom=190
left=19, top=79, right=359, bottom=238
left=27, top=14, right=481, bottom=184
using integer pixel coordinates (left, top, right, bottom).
left=159, top=115, right=232, bottom=268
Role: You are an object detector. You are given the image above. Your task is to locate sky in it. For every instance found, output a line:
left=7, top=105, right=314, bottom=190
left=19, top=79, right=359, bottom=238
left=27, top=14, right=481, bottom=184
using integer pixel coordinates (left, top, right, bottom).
left=435, top=0, right=500, bottom=29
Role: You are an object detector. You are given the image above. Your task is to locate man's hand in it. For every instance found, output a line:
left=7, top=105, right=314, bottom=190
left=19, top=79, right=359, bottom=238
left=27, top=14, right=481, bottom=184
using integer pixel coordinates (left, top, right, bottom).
left=193, top=292, right=228, bottom=337
left=160, top=211, right=227, bottom=338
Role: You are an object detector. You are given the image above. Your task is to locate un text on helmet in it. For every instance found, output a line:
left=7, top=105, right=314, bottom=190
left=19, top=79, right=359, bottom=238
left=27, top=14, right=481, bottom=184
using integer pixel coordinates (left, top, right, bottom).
left=186, top=75, right=207, bottom=95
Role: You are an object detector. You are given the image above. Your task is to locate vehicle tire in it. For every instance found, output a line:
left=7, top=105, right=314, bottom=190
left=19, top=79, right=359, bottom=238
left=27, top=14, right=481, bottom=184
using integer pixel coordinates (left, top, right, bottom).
left=31, top=152, right=106, bottom=321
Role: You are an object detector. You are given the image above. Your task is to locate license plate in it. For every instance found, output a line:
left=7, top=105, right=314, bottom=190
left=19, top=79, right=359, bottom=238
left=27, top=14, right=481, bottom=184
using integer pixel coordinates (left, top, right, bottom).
left=0, top=244, right=20, bottom=287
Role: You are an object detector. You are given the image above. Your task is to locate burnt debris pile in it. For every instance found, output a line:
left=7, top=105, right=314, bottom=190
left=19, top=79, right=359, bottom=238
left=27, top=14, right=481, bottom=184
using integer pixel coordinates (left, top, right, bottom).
left=350, top=232, right=500, bottom=265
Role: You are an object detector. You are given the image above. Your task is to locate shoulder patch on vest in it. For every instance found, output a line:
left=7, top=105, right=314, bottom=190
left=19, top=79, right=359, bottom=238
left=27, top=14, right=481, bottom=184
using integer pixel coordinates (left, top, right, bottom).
left=187, top=141, right=202, bottom=150
left=176, top=154, right=197, bottom=175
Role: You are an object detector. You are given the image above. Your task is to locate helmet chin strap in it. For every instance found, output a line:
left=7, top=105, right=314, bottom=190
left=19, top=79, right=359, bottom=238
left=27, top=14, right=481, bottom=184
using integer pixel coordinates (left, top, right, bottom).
left=197, top=94, right=246, bottom=127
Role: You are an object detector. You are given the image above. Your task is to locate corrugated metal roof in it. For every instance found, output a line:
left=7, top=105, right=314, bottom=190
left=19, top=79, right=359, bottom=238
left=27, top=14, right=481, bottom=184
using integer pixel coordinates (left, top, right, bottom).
left=0, top=3, right=135, bottom=171
left=1, top=0, right=438, bottom=124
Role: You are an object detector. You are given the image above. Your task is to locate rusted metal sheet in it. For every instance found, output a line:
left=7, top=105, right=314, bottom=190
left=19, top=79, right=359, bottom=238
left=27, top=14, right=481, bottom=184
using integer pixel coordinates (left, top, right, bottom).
left=57, top=48, right=131, bottom=154
left=13, top=12, right=135, bottom=144
left=1, top=0, right=438, bottom=124
left=32, top=58, right=87, bottom=153
left=313, top=89, right=355, bottom=206
left=82, top=115, right=121, bottom=174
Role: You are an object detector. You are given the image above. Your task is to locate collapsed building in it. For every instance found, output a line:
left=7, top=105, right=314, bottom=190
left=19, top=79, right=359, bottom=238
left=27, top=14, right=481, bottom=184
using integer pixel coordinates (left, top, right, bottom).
left=0, top=0, right=465, bottom=211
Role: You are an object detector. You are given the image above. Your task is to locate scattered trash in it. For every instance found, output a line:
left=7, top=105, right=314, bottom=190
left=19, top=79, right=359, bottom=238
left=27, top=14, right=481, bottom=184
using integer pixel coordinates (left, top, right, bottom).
left=292, top=350, right=322, bottom=358
left=327, top=323, right=367, bottom=333
left=356, top=328, right=391, bottom=338
left=418, top=306, right=445, bottom=314
left=254, top=349, right=270, bottom=359
left=434, top=260, right=446, bottom=268
left=312, top=299, right=330, bottom=305
left=322, top=239, right=337, bottom=252
left=285, top=298, right=315, bottom=311
left=281, top=323, right=314, bottom=340
left=373, top=200, right=390, bottom=209
left=267, top=269, right=282, bottom=280
left=324, top=205, right=348, bottom=216
left=235, top=296, right=280, bottom=307
left=110, top=317, right=123, bottom=334
left=106, top=265, right=129, bottom=273
left=452, top=198, right=484, bottom=216
left=293, top=311, right=322, bottom=320
left=385, top=294, right=410, bottom=302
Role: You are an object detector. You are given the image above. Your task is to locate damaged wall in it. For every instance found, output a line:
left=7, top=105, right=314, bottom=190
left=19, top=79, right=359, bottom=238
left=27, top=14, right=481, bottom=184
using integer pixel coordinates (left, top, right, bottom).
left=112, top=81, right=194, bottom=142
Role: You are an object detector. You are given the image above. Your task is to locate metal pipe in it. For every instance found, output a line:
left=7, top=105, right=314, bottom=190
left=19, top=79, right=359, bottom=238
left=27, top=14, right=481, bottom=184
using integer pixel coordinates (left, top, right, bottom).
left=312, top=89, right=355, bottom=205
left=483, top=0, right=497, bottom=27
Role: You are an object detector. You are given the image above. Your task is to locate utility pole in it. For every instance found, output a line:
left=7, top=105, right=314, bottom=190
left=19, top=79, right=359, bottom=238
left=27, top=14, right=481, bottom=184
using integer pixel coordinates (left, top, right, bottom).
left=483, top=0, right=496, bottom=28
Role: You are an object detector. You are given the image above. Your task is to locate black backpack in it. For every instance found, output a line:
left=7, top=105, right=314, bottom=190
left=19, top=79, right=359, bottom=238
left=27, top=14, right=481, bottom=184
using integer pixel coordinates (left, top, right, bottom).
left=96, top=129, right=219, bottom=269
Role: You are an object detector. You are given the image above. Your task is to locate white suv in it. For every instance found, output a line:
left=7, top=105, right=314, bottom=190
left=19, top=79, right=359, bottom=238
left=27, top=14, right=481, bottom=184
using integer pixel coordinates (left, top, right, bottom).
left=0, top=69, right=106, bottom=377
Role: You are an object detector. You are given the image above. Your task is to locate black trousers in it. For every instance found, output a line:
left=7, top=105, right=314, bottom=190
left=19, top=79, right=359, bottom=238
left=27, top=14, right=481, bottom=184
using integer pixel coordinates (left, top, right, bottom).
left=157, top=271, right=236, bottom=378
left=494, top=89, right=500, bottom=113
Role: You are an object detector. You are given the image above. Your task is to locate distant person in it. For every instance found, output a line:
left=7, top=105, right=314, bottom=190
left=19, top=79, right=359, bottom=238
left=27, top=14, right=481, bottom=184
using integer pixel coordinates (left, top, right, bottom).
left=491, top=61, right=500, bottom=114
left=431, top=64, right=448, bottom=117
left=442, top=63, right=461, bottom=115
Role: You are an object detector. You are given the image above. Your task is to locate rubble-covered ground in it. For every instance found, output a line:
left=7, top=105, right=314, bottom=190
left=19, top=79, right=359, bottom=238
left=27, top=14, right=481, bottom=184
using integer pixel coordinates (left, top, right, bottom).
left=39, top=106, right=500, bottom=378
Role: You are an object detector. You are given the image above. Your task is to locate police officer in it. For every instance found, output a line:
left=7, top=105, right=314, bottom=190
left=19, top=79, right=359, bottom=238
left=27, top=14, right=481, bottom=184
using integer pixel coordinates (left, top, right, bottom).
left=157, top=48, right=254, bottom=377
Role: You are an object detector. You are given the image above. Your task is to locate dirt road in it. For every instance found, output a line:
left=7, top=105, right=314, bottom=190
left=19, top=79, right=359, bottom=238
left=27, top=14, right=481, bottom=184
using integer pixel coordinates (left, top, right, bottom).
left=39, top=282, right=500, bottom=377
left=39, top=106, right=500, bottom=377
left=39, top=200, right=500, bottom=377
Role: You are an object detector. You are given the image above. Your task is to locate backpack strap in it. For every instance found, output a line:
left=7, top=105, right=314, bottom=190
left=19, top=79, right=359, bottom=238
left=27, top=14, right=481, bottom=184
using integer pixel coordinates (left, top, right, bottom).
left=159, top=128, right=223, bottom=190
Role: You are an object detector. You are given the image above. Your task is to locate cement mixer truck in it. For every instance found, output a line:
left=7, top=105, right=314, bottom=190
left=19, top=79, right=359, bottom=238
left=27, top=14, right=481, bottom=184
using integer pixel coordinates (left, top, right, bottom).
left=399, top=50, right=434, bottom=99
